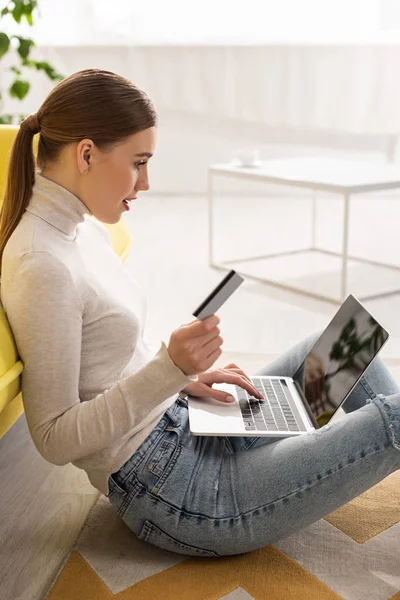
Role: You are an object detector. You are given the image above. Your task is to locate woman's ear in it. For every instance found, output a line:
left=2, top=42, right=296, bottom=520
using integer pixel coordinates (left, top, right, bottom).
left=76, top=139, right=94, bottom=175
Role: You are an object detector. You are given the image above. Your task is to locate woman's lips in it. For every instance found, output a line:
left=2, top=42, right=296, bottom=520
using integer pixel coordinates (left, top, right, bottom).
left=122, top=197, right=137, bottom=206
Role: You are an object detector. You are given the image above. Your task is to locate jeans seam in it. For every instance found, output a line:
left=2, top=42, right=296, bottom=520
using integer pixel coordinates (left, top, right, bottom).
left=119, top=480, right=142, bottom=517
left=369, top=394, right=400, bottom=451
left=359, top=375, right=377, bottom=400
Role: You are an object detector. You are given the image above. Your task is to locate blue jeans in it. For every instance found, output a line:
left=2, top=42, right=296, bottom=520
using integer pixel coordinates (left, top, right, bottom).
left=107, top=331, right=400, bottom=557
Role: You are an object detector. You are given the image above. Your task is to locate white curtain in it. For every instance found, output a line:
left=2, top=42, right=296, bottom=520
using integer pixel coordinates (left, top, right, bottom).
left=0, top=0, right=385, bottom=45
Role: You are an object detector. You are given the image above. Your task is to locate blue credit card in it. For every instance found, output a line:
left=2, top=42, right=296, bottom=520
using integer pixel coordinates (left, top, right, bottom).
left=193, top=270, right=244, bottom=320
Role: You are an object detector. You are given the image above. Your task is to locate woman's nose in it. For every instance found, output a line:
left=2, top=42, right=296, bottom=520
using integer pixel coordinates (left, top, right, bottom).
left=139, top=181, right=150, bottom=191
left=137, top=179, right=150, bottom=192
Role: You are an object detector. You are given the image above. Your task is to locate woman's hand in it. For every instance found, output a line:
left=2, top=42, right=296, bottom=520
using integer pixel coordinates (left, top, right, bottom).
left=167, top=314, right=223, bottom=376
left=181, top=363, right=264, bottom=403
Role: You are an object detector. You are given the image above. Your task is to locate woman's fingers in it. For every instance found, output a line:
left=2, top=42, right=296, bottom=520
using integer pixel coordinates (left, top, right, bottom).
left=203, top=335, right=224, bottom=356
left=222, top=366, right=253, bottom=387
left=214, top=370, right=263, bottom=399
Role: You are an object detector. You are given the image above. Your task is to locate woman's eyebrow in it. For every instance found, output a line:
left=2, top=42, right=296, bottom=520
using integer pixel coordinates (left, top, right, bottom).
left=135, top=152, right=153, bottom=158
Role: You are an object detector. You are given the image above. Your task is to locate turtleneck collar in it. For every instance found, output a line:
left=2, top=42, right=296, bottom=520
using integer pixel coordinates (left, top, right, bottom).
left=25, top=172, right=93, bottom=237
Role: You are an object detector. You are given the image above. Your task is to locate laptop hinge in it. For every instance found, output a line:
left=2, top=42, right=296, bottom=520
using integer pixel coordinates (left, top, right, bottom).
left=293, top=380, right=320, bottom=429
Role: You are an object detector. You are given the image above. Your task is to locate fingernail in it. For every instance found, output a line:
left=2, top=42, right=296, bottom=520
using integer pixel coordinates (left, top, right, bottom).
left=226, top=395, right=235, bottom=403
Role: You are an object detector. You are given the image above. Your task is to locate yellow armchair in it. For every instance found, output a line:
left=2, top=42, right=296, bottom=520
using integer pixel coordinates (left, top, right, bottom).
left=0, top=304, right=24, bottom=438
left=0, top=124, right=133, bottom=438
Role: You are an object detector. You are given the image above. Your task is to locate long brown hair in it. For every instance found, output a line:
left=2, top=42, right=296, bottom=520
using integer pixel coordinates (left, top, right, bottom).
left=0, top=68, right=157, bottom=277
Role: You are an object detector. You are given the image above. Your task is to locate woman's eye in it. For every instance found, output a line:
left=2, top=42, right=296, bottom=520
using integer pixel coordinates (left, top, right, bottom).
left=135, top=161, right=147, bottom=169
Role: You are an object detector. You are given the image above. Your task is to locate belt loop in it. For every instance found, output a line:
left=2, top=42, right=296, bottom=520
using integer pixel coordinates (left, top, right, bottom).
left=177, top=395, right=188, bottom=408
left=165, top=406, right=180, bottom=427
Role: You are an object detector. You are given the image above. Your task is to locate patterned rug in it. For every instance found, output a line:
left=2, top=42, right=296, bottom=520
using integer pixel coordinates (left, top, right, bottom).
left=45, top=466, right=400, bottom=600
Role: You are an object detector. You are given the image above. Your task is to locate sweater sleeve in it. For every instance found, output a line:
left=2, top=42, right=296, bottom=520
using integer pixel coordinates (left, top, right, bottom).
left=4, top=251, right=197, bottom=466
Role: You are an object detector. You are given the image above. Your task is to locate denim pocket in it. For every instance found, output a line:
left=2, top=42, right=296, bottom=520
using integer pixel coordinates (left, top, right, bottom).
left=138, top=519, right=219, bottom=558
left=108, top=473, right=128, bottom=497
left=146, top=439, right=178, bottom=477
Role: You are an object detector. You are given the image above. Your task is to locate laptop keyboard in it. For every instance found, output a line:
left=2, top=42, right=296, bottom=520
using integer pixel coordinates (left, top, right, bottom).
left=235, top=377, right=300, bottom=433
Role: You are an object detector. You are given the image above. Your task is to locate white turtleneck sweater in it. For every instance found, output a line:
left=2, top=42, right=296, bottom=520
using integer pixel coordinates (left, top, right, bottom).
left=0, top=173, right=197, bottom=496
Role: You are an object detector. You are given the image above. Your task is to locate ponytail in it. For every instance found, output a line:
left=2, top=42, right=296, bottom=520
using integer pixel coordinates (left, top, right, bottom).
left=0, top=113, right=39, bottom=278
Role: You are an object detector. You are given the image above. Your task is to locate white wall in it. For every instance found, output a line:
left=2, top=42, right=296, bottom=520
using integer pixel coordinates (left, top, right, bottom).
left=147, top=110, right=391, bottom=195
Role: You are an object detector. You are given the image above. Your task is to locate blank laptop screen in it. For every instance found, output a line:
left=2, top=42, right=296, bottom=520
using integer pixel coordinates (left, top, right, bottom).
left=292, top=295, right=389, bottom=420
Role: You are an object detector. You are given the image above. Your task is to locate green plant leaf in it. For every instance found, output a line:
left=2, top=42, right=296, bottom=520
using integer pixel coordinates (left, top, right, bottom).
left=11, top=0, right=36, bottom=22
left=1, top=7, right=9, bottom=17
left=9, top=78, right=30, bottom=99
left=16, top=36, right=34, bottom=59
left=28, top=1, right=38, bottom=13
left=0, top=31, right=10, bottom=59
left=10, top=65, right=22, bottom=75
left=11, top=2, right=24, bottom=23
left=30, top=59, right=64, bottom=81
left=21, top=57, right=33, bottom=68
left=22, top=0, right=37, bottom=25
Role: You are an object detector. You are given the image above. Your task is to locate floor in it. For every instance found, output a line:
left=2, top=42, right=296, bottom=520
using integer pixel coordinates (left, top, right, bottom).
left=2, top=191, right=400, bottom=599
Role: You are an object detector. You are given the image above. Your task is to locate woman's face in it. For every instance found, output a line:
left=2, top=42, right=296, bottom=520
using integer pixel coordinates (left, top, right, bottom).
left=77, top=126, right=157, bottom=224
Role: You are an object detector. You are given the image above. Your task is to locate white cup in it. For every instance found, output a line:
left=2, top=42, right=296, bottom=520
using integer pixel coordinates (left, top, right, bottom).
left=235, top=147, right=260, bottom=167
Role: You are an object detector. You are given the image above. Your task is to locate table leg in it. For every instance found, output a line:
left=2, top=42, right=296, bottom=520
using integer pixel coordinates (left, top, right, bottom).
left=311, top=189, right=317, bottom=250
left=341, top=192, right=350, bottom=301
left=208, top=169, right=214, bottom=266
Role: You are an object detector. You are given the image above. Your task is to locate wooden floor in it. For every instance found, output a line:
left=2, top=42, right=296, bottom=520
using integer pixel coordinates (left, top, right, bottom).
left=2, top=353, right=400, bottom=600
left=0, top=414, right=98, bottom=600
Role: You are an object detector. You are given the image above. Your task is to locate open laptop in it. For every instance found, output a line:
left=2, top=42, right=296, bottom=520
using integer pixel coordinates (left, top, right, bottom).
left=188, top=294, right=389, bottom=437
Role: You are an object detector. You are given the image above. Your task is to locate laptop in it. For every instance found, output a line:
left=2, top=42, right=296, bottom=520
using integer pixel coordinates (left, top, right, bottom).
left=187, top=294, right=389, bottom=437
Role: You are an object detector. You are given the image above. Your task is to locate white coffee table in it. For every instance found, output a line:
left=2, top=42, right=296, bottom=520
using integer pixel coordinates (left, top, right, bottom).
left=208, top=157, right=400, bottom=303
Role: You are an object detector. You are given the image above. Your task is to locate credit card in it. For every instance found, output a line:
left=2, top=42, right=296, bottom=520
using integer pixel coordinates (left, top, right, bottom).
left=193, top=270, right=244, bottom=320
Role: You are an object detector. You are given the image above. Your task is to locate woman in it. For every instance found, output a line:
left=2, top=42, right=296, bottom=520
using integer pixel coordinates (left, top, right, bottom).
left=0, top=69, right=399, bottom=558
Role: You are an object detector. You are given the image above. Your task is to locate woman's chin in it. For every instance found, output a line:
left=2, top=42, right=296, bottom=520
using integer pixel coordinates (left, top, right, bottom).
left=92, top=210, right=122, bottom=225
